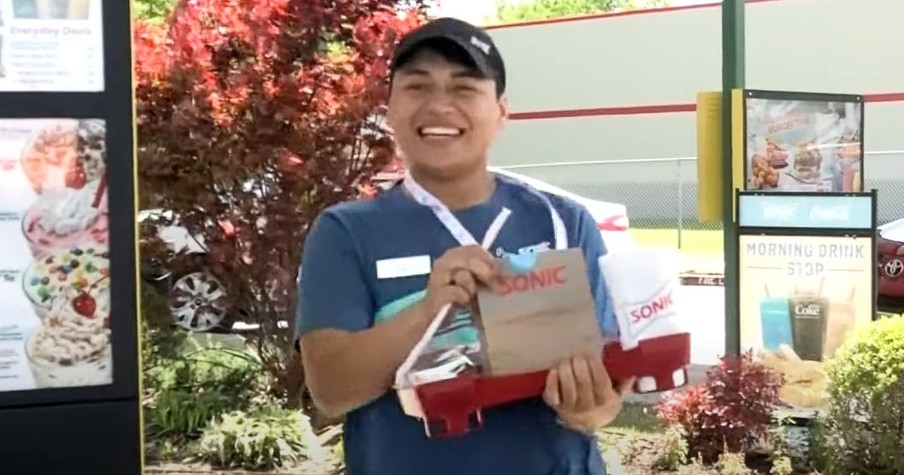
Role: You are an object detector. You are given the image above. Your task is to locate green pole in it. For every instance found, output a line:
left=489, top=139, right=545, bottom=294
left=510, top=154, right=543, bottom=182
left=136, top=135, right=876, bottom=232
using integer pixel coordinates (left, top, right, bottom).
left=722, top=0, right=744, bottom=356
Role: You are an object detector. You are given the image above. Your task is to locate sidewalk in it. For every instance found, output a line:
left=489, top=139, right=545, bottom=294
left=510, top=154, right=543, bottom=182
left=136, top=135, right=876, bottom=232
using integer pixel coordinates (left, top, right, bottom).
left=678, top=252, right=724, bottom=275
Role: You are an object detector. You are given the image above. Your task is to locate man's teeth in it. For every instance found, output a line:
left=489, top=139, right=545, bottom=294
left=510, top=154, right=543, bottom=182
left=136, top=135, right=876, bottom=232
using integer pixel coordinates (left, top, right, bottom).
left=419, top=127, right=462, bottom=137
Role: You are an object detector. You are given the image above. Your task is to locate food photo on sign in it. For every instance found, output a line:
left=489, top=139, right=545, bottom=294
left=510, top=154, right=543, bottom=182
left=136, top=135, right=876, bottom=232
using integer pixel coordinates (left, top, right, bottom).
left=738, top=234, right=873, bottom=411
left=0, top=118, right=111, bottom=392
left=744, top=91, right=863, bottom=193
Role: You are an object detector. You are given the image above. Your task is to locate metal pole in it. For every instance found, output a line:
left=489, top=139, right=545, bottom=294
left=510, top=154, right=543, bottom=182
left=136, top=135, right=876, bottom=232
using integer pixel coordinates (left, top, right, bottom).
left=677, top=160, right=684, bottom=249
left=722, top=0, right=745, bottom=356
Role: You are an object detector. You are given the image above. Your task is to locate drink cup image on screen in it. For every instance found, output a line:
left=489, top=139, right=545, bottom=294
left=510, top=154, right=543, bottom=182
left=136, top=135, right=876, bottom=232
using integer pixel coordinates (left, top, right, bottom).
left=759, top=285, right=793, bottom=351
left=788, top=283, right=829, bottom=362
left=824, top=287, right=856, bottom=360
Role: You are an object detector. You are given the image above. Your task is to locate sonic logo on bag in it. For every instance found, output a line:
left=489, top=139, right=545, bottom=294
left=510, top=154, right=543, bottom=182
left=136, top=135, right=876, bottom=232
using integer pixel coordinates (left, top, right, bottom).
left=629, top=291, right=674, bottom=323
left=497, top=265, right=566, bottom=296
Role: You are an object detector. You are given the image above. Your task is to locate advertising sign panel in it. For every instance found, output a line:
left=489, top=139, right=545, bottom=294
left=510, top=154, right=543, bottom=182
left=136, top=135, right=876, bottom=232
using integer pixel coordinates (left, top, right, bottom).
left=739, top=234, right=874, bottom=409
left=0, top=0, right=104, bottom=92
left=743, top=90, right=864, bottom=193
left=737, top=192, right=876, bottom=414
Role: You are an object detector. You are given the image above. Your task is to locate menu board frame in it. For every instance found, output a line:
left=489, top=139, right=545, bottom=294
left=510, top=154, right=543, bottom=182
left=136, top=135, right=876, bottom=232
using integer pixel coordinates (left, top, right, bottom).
left=0, top=0, right=136, bottom=408
left=742, top=89, right=865, bottom=194
left=0, top=0, right=140, bottom=471
left=735, top=190, right=878, bottom=418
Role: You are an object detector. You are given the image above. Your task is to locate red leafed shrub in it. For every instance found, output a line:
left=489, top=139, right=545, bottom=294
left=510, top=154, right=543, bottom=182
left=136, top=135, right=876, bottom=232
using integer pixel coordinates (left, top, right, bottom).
left=135, top=0, right=426, bottom=391
left=655, top=351, right=785, bottom=462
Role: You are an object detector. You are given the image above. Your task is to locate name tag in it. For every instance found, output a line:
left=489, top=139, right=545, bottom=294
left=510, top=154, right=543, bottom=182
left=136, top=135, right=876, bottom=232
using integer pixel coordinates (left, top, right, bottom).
left=376, top=255, right=431, bottom=279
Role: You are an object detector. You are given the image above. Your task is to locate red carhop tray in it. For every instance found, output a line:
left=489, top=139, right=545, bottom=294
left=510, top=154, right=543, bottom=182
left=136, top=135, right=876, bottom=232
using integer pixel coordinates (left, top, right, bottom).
left=405, top=332, right=691, bottom=437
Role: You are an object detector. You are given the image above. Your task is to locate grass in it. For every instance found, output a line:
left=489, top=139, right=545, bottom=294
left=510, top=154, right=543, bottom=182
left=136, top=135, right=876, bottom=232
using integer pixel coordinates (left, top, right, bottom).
left=628, top=228, right=724, bottom=256
left=608, top=402, right=663, bottom=434
left=628, top=228, right=725, bottom=274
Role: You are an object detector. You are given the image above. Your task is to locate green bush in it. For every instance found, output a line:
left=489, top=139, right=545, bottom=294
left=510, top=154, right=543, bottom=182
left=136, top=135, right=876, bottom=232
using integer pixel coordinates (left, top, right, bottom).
left=140, top=281, right=186, bottom=382
left=823, top=317, right=904, bottom=474
left=198, top=407, right=336, bottom=471
left=145, top=346, right=262, bottom=440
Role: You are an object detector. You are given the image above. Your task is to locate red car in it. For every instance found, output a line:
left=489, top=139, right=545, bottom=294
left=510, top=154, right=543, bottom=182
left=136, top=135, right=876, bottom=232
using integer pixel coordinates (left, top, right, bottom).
left=878, top=218, right=904, bottom=303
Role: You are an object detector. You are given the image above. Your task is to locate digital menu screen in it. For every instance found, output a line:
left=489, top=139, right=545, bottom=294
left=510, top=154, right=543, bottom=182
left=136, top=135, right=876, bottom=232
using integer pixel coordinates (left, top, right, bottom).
left=0, top=118, right=110, bottom=392
left=0, top=0, right=104, bottom=92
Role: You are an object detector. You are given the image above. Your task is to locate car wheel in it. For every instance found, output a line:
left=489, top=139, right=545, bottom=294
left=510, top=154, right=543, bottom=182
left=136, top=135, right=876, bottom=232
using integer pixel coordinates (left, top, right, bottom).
left=169, top=271, right=229, bottom=332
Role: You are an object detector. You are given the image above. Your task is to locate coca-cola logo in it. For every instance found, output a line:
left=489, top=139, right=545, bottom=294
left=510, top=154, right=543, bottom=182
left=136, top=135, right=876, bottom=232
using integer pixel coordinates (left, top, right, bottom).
left=794, top=304, right=822, bottom=317
left=497, top=265, right=566, bottom=296
left=809, top=205, right=850, bottom=222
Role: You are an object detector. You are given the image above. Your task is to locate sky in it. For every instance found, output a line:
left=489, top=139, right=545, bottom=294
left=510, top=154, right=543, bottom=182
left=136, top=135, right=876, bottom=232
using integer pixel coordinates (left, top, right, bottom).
left=431, top=0, right=716, bottom=25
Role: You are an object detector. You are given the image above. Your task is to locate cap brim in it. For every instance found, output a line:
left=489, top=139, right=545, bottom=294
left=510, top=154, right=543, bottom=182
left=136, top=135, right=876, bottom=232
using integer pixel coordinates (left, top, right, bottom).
left=391, top=34, right=495, bottom=80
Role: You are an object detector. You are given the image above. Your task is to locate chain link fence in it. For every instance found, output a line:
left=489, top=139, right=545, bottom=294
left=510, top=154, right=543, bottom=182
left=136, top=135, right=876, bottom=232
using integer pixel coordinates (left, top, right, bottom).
left=498, top=151, right=904, bottom=252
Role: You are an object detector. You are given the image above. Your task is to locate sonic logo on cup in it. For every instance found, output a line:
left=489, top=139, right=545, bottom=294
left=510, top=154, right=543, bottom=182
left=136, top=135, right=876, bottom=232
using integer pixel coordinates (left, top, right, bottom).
left=497, top=265, right=566, bottom=296
left=629, top=291, right=674, bottom=323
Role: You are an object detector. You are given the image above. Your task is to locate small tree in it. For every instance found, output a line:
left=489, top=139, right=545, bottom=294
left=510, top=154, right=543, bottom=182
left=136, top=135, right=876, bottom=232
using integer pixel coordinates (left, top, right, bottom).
left=135, top=0, right=425, bottom=394
left=132, top=0, right=177, bottom=22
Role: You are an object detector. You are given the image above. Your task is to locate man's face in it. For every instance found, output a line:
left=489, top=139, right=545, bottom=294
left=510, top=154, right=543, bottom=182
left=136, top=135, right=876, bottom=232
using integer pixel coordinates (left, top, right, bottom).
left=386, top=47, right=507, bottom=178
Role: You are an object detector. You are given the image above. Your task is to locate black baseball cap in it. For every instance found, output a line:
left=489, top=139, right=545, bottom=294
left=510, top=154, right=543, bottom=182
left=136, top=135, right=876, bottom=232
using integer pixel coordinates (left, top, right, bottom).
left=390, top=17, right=507, bottom=96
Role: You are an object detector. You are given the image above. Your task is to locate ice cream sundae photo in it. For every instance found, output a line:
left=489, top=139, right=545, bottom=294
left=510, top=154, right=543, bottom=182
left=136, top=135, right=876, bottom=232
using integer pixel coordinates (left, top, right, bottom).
left=25, top=286, right=112, bottom=389
left=22, top=245, right=110, bottom=320
left=21, top=180, right=108, bottom=257
left=19, top=119, right=106, bottom=194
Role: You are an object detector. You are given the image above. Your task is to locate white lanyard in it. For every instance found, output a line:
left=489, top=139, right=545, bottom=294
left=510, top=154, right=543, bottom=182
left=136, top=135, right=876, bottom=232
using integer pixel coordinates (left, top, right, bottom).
left=394, top=170, right=571, bottom=389
left=401, top=170, right=568, bottom=251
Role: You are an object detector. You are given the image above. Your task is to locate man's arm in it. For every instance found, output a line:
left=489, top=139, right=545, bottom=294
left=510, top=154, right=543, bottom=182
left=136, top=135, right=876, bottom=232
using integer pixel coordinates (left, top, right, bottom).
left=297, top=211, right=432, bottom=418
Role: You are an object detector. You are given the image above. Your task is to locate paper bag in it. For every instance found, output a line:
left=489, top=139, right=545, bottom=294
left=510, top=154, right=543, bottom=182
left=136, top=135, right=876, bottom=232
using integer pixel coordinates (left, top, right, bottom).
left=474, top=248, right=603, bottom=376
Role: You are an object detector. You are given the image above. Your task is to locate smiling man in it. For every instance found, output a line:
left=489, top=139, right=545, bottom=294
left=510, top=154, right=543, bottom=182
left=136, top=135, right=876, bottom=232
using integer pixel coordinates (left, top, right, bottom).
left=297, top=17, right=631, bottom=475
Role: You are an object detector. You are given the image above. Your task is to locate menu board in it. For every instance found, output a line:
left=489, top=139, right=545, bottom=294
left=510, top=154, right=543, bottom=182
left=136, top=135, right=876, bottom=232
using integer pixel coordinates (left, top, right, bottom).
left=744, top=90, right=863, bottom=193
left=0, top=0, right=104, bottom=92
left=736, top=192, right=877, bottom=415
left=0, top=118, right=110, bottom=392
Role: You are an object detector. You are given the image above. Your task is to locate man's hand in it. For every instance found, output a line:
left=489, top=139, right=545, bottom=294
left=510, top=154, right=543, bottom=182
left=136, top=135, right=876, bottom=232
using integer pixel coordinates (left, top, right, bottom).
left=422, top=245, right=501, bottom=317
left=542, top=354, right=635, bottom=433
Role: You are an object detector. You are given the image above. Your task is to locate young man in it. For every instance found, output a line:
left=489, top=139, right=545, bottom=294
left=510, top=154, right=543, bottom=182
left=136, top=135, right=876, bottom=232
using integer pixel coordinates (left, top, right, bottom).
left=297, top=17, right=632, bottom=475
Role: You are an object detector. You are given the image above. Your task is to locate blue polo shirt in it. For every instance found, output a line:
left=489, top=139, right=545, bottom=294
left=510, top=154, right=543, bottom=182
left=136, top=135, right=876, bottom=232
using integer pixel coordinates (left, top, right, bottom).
left=297, top=175, right=616, bottom=475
